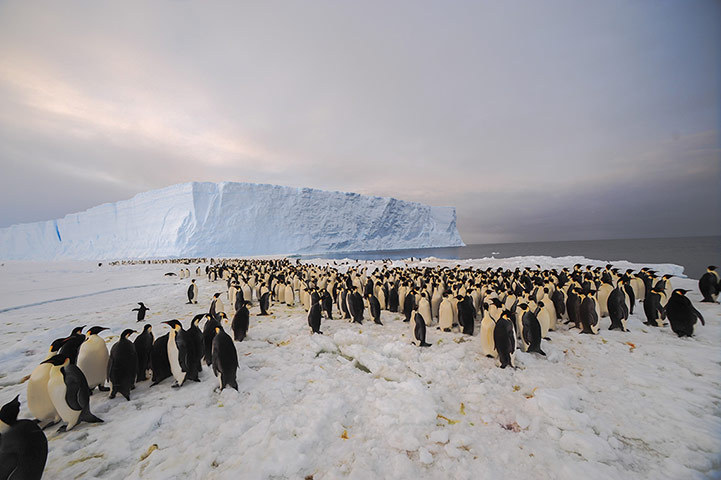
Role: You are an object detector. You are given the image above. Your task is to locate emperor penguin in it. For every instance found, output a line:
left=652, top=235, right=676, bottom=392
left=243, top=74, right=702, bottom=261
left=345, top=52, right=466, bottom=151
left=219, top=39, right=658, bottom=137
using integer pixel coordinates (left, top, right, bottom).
left=187, top=279, right=198, bottom=304
left=232, top=300, right=251, bottom=342
left=540, top=288, right=557, bottom=330
left=58, top=325, right=86, bottom=364
left=285, top=283, right=295, bottom=306
left=258, top=291, right=271, bottom=316
left=655, top=274, right=674, bottom=300
left=27, top=338, right=67, bottom=428
left=597, top=280, right=613, bottom=317
left=607, top=281, right=629, bottom=331
left=0, top=395, right=48, bottom=480
left=456, top=295, right=475, bottom=335
left=431, top=287, right=442, bottom=320
left=43, top=354, right=103, bottom=431
left=367, top=293, right=382, bottom=325
left=535, top=301, right=552, bottom=338
left=666, top=289, right=705, bottom=337
left=517, top=303, right=546, bottom=355
left=480, top=305, right=497, bottom=358
left=132, top=302, right=149, bottom=322
left=579, top=292, right=600, bottom=334
left=209, top=293, right=225, bottom=319
left=493, top=312, right=516, bottom=369
left=211, top=326, right=239, bottom=391
left=134, top=324, right=154, bottom=382
left=411, top=307, right=431, bottom=347
left=320, top=290, right=333, bottom=319
left=77, top=326, right=110, bottom=393
left=150, top=334, right=172, bottom=386
left=164, top=320, right=190, bottom=388
left=418, top=292, right=433, bottom=326
left=203, top=314, right=222, bottom=365
left=438, top=293, right=454, bottom=332
left=643, top=286, right=666, bottom=327
left=308, top=299, right=323, bottom=334
left=699, top=266, right=720, bottom=303
left=108, top=329, right=138, bottom=401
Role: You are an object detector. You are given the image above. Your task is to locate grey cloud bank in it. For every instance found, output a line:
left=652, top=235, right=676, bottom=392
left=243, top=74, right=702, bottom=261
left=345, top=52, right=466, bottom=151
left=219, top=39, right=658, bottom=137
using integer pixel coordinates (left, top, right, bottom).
left=0, top=0, right=718, bottom=243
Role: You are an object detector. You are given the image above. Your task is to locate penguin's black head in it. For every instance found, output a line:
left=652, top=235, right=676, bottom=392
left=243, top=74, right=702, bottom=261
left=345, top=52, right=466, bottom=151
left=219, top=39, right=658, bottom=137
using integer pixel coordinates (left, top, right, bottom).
left=71, top=325, right=86, bottom=336
left=87, top=326, right=109, bottom=336
left=139, top=302, right=145, bottom=306
left=0, top=395, right=20, bottom=426
left=163, top=319, right=183, bottom=330
left=709, top=266, right=717, bottom=271
left=518, top=303, right=528, bottom=310
left=49, top=337, right=68, bottom=352
left=143, top=324, right=153, bottom=332
left=41, top=354, right=70, bottom=367
left=121, top=329, right=137, bottom=338
left=673, top=289, right=689, bottom=296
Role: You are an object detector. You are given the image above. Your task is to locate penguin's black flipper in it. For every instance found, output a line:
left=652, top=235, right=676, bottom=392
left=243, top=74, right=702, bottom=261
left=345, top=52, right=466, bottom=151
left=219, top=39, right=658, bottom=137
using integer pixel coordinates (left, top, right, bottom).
left=63, top=367, right=88, bottom=412
left=691, top=305, right=706, bottom=326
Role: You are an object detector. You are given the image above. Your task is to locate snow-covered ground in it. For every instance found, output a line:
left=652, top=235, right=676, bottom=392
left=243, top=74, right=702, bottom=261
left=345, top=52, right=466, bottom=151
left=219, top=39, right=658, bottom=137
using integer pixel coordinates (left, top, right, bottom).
left=0, top=256, right=719, bottom=480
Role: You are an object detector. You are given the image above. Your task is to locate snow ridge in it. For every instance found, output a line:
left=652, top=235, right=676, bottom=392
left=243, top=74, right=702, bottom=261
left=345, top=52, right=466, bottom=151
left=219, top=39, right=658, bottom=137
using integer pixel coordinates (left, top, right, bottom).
left=0, top=182, right=464, bottom=260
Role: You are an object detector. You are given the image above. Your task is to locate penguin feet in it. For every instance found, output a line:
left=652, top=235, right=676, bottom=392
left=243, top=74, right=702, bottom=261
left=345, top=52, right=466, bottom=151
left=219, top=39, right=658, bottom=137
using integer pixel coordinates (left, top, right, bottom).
left=543, top=337, right=551, bottom=341
left=443, top=328, right=451, bottom=332
left=171, top=382, right=181, bottom=388
left=98, top=385, right=110, bottom=392
left=57, top=424, right=68, bottom=433
left=109, top=391, right=116, bottom=399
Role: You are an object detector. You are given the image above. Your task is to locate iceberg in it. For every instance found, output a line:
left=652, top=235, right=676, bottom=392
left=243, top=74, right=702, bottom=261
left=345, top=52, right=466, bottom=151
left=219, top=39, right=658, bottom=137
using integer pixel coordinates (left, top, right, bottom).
left=0, top=182, right=464, bottom=260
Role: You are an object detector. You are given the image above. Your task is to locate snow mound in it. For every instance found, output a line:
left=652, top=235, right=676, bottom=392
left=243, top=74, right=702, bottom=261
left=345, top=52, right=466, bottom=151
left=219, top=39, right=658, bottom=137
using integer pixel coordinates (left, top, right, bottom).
left=0, top=182, right=464, bottom=260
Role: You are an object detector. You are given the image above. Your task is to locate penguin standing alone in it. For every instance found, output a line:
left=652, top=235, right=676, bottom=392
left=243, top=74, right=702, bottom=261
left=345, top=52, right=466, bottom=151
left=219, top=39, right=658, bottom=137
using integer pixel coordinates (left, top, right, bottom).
left=308, top=298, right=323, bottom=334
left=411, top=307, right=431, bottom=347
left=107, top=329, right=138, bottom=400
left=43, top=354, right=103, bottom=431
left=0, top=395, right=48, bottom=480
left=132, top=302, right=150, bottom=322
left=187, top=279, right=198, bottom=304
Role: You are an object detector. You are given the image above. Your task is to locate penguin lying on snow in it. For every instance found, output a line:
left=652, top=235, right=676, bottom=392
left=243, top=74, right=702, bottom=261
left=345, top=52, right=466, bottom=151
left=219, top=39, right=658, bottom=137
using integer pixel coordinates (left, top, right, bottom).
left=42, top=354, right=103, bottom=431
left=0, top=395, right=48, bottom=480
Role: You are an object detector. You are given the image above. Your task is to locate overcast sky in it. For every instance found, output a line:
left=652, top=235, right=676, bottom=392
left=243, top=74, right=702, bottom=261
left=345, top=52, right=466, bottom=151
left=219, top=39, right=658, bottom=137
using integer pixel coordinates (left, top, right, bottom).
left=0, top=0, right=718, bottom=244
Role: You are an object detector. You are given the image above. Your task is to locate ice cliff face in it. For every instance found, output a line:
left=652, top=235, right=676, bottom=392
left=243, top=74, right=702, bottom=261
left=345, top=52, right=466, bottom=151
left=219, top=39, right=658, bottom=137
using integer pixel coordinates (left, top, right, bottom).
left=0, top=182, right=464, bottom=260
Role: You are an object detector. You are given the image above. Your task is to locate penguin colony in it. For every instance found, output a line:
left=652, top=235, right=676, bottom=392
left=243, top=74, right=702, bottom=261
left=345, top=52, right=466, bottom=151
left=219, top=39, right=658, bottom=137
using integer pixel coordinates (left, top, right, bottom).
left=1, top=258, right=716, bottom=479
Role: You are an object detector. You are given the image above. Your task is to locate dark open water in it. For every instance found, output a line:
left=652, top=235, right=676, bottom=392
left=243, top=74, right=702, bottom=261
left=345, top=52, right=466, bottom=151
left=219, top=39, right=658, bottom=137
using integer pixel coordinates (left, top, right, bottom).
left=300, top=236, right=721, bottom=280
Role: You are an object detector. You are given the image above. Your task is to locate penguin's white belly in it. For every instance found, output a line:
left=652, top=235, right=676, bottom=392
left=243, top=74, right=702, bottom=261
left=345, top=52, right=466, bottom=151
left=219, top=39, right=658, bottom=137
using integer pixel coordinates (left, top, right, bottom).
left=419, top=300, right=433, bottom=326
left=27, top=363, right=58, bottom=423
left=598, top=285, right=612, bottom=317
left=439, top=302, right=453, bottom=330
left=47, top=372, right=80, bottom=429
left=537, top=309, right=551, bottom=337
left=215, top=299, right=225, bottom=313
left=77, top=338, right=109, bottom=389
left=480, top=318, right=496, bottom=357
left=285, top=286, right=294, bottom=305
left=167, top=337, right=186, bottom=385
